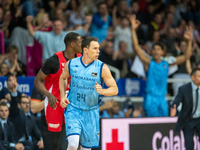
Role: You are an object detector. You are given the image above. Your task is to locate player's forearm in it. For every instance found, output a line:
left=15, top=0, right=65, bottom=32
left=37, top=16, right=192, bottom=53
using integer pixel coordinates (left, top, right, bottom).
left=34, top=79, right=51, bottom=97
left=31, top=101, right=44, bottom=113
left=59, top=75, right=67, bottom=99
left=101, top=86, right=118, bottom=96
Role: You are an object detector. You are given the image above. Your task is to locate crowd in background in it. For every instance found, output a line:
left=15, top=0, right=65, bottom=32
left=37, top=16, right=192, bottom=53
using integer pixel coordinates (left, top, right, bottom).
left=0, top=0, right=200, bottom=126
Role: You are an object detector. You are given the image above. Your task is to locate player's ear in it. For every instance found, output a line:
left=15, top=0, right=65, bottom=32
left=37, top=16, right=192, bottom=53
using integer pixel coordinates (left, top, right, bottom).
left=71, top=42, right=75, bottom=48
left=83, top=47, right=87, bottom=53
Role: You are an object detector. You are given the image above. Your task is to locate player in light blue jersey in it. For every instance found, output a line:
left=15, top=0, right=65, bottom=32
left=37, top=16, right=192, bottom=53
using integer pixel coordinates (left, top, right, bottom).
left=130, top=15, right=193, bottom=117
left=59, top=37, right=118, bottom=150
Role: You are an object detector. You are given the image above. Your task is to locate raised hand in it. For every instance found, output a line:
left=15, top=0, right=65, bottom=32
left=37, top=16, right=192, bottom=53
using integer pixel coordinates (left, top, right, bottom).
left=170, top=104, right=177, bottom=117
left=129, top=14, right=141, bottom=30
left=26, top=15, right=33, bottom=23
left=85, top=15, right=93, bottom=23
left=184, top=26, right=193, bottom=42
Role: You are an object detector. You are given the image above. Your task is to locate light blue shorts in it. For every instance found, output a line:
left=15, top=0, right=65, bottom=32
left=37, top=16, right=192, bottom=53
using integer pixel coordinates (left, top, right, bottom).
left=64, top=104, right=100, bottom=148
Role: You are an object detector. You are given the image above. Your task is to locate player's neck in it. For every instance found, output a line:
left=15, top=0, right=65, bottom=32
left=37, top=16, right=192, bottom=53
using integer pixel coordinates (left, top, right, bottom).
left=64, top=49, right=76, bottom=59
left=153, top=57, right=161, bottom=63
left=82, top=56, right=93, bottom=65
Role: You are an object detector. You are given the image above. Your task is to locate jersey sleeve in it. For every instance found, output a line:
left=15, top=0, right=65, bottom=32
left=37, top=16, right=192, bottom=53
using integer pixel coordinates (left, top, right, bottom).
left=41, top=54, right=59, bottom=75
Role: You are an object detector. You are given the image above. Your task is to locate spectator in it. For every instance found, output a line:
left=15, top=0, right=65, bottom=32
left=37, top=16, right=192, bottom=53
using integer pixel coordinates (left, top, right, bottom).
left=116, top=0, right=129, bottom=18
left=123, top=99, right=143, bottom=118
left=129, top=1, right=146, bottom=24
left=26, top=14, right=92, bottom=61
left=147, top=13, right=163, bottom=40
left=32, top=12, right=52, bottom=32
left=9, top=95, right=44, bottom=150
left=175, top=19, right=187, bottom=39
left=81, top=0, right=97, bottom=15
left=113, top=41, right=135, bottom=78
left=143, top=30, right=160, bottom=55
left=8, top=5, right=26, bottom=38
left=90, top=2, right=117, bottom=43
left=101, top=99, right=125, bottom=118
left=113, top=16, right=133, bottom=53
left=50, top=8, right=67, bottom=29
left=0, top=62, right=10, bottom=76
left=0, top=74, right=22, bottom=101
left=161, top=27, right=177, bottom=55
left=99, top=40, right=120, bottom=68
left=0, top=102, right=25, bottom=150
left=65, top=0, right=86, bottom=29
left=4, top=45, right=24, bottom=76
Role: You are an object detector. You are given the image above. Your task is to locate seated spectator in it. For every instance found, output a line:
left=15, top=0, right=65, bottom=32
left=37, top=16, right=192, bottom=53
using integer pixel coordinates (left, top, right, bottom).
left=123, top=98, right=142, bottom=118
left=0, top=74, right=22, bottom=101
left=99, top=98, right=114, bottom=114
left=0, top=62, right=10, bottom=76
left=101, top=99, right=125, bottom=118
left=4, top=45, right=25, bottom=76
left=9, top=95, right=44, bottom=150
left=0, top=102, right=25, bottom=150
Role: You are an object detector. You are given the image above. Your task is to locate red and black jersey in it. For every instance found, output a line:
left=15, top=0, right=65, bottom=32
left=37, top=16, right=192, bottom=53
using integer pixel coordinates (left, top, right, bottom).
left=43, top=51, right=82, bottom=101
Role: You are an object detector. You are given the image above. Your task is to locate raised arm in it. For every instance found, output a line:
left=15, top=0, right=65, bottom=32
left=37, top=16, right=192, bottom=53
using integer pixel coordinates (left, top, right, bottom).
left=172, top=26, right=193, bottom=65
left=26, top=15, right=35, bottom=36
left=130, top=15, right=150, bottom=65
left=95, top=64, right=118, bottom=96
left=59, top=61, right=70, bottom=108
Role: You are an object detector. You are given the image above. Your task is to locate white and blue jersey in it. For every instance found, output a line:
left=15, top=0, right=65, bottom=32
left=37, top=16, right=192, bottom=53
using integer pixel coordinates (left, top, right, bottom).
left=64, top=57, right=104, bottom=148
left=67, top=56, right=104, bottom=110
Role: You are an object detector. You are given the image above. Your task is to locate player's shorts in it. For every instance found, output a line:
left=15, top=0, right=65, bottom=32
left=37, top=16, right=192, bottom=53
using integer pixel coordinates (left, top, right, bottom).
left=143, top=93, right=169, bottom=117
left=45, top=97, right=64, bottom=132
left=64, top=104, right=100, bottom=148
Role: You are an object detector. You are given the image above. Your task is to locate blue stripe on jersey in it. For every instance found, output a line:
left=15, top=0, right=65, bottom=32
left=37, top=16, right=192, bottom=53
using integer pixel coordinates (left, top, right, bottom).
left=100, top=63, right=104, bottom=84
left=80, top=56, right=94, bottom=68
left=68, top=59, right=72, bottom=75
